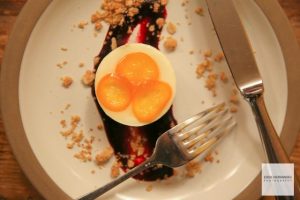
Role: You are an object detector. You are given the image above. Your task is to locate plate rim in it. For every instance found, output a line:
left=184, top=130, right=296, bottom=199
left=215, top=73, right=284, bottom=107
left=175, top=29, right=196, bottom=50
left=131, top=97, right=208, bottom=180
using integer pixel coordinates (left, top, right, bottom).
left=1, top=0, right=300, bottom=199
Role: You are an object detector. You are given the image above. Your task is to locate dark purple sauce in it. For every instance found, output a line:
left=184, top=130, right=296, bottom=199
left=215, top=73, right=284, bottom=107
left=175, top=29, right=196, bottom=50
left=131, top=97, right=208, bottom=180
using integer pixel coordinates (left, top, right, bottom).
left=92, top=1, right=177, bottom=181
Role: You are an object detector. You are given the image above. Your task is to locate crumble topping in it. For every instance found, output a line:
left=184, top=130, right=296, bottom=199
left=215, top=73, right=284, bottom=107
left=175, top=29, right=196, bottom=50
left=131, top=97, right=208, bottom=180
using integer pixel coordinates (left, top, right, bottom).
left=229, top=88, right=240, bottom=113
left=90, top=0, right=169, bottom=31
left=64, top=104, right=71, bottom=110
left=60, top=47, right=68, bottom=51
left=97, top=124, right=103, bottom=130
left=214, top=52, right=225, bottom=62
left=111, top=162, right=121, bottom=178
left=203, top=49, right=212, bottom=58
left=204, top=153, right=214, bottom=163
left=145, top=184, right=153, bottom=192
left=166, top=22, right=177, bottom=35
left=78, top=21, right=88, bottom=29
left=111, top=37, right=117, bottom=50
left=61, top=76, right=73, bottom=88
left=185, top=161, right=202, bottom=178
left=220, top=71, right=228, bottom=83
left=205, top=73, right=218, bottom=97
left=195, top=6, right=204, bottom=16
left=94, top=22, right=103, bottom=31
left=56, top=61, right=68, bottom=69
left=82, top=70, right=95, bottom=86
left=60, top=120, right=67, bottom=128
left=230, top=106, right=238, bottom=113
left=230, top=88, right=239, bottom=105
left=163, top=37, right=177, bottom=52
left=196, top=59, right=212, bottom=78
left=156, top=18, right=164, bottom=29
left=95, top=146, right=114, bottom=165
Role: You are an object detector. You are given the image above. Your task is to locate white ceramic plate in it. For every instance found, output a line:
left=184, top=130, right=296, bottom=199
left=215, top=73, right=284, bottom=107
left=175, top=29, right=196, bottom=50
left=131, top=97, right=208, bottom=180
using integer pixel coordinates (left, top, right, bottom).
left=2, top=0, right=300, bottom=199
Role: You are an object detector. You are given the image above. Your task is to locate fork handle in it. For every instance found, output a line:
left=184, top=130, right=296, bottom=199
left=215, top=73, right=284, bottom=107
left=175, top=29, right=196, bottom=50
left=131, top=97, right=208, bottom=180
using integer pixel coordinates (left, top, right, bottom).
left=248, top=95, right=300, bottom=199
left=78, top=158, right=156, bottom=200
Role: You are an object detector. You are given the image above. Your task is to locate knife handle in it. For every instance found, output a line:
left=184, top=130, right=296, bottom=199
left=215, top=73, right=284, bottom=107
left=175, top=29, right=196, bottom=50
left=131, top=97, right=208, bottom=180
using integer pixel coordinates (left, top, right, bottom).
left=248, top=95, right=300, bottom=199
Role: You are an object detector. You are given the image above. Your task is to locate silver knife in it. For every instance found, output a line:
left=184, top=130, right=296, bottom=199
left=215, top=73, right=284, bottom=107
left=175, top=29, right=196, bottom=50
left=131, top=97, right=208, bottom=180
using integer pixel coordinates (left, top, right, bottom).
left=205, top=0, right=300, bottom=198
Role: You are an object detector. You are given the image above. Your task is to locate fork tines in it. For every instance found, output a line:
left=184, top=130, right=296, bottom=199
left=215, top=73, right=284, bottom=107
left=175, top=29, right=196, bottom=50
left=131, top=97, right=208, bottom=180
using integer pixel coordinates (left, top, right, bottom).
left=173, top=103, right=236, bottom=159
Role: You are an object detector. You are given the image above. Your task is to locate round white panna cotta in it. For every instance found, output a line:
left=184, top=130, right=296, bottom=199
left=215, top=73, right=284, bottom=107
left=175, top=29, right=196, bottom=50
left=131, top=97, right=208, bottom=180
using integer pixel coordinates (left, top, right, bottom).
left=94, top=43, right=176, bottom=127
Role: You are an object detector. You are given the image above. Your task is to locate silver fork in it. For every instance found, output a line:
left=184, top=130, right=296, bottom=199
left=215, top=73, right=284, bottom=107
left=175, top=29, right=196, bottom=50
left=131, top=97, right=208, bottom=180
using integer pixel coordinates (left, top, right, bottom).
left=78, top=103, right=236, bottom=200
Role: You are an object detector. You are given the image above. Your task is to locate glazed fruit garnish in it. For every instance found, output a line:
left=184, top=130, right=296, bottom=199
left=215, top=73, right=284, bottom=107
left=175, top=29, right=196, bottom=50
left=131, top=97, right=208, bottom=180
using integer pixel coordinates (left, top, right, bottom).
left=95, top=45, right=175, bottom=125
left=132, top=81, right=172, bottom=123
left=115, top=52, right=160, bottom=86
left=96, top=73, right=132, bottom=112
left=92, top=0, right=177, bottom=181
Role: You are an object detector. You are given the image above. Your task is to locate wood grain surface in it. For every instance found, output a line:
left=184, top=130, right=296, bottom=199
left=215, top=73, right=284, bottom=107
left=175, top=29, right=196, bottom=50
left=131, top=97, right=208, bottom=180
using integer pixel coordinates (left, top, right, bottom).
left=0, top=0, right=299, bottom=199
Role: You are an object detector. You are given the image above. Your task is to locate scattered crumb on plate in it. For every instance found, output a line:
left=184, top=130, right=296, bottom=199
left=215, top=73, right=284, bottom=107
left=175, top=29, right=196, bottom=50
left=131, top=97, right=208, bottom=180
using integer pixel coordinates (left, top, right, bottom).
left=95, top=146, right=114, bottom=165
left=61, top=76, right=73, bottom=88
left=167, top=22, right=177, bottom=35
left=185, top=161, right=202, bottom=178
left=82, top=70, right=95, bottom=86
left=195, top=6, right=204, bottom=16
left=145, top=184, right=153, bottom=192
left=163, top=36, right=177, bottom=52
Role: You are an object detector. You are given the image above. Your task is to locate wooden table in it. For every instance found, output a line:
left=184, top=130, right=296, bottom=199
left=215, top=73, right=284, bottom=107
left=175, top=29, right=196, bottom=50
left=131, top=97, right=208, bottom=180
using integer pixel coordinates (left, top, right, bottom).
left=0, top=0, right=300, bottom=199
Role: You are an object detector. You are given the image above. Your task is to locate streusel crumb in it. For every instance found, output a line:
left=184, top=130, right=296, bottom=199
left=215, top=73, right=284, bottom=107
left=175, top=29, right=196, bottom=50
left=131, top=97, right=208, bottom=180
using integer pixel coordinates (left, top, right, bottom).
left=153, top=2, right=160, bottom=12
left=111, top=162, right=120, bottom=178
left=146, top=184, right=153, bottom=192
left=56, top=61, right=68, bottom=69
left=78, top=62, right=85, bottom=67
left=97, top=124, right=103, bottom=130
left=60, top=120, right=67, bottom=128
left=203, top=49, right=212, bottom=57
left=66, top=142, right=75, bottom=149
left=128, top=7, right=139, bottom=17
left=214, top=52, right=224, bottom=62
left=205, top=73, right=218, bottom=96
left=230, top=92, right=239, bottom=105
left=163, top=37, right=177, bottom=52
left=196, top=59, right=212, bottom=77
left=64, top=104, right=71, bottom=110
left=94, top=22, right=103, bottom=31
left=72, top=131, right=84, bottom=143
left=167, top=22, right=176, bottom=35
left=185, top=161, right=202, bottom=178
left=230, top=106, right=238, bottom=113
left=71, top=115, right=81, bottom=126
left=61, top=76, right=73, bottom=88
left=111, top=37, right=117, bottom=50
left=127, top=159, right=135, bottom=168
left=91, top=11, right=101, bottom=23
left=156, top=18, right=165, bottom=28
left=95, top=147, right=114, bottom=165
left=220, top=71, right=228, bottom=83
left=195, top=6, right=204, bottom=16
left=78, top=21, right=88, bottom=29
left=82, top=70, right=95, bottom=86
left=196, top=64, right=206, bottom=78
left=60, top=47, right=68, bottom=51
left=204, top=153, right=214, bottom=163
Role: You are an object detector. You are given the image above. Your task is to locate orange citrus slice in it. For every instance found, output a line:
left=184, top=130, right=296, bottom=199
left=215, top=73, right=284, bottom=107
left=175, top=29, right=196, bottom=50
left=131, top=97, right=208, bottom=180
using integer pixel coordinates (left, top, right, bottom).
left=116, top=52, right=159, bottom=86
left=132, top=81, right=172, bottom=122
left=96, top=74, right=132, bottom=112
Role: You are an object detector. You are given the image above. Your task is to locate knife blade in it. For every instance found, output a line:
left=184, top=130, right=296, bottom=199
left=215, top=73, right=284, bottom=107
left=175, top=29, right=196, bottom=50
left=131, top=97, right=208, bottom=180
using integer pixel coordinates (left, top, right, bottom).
left=205, top=0, right=263, bottom=98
